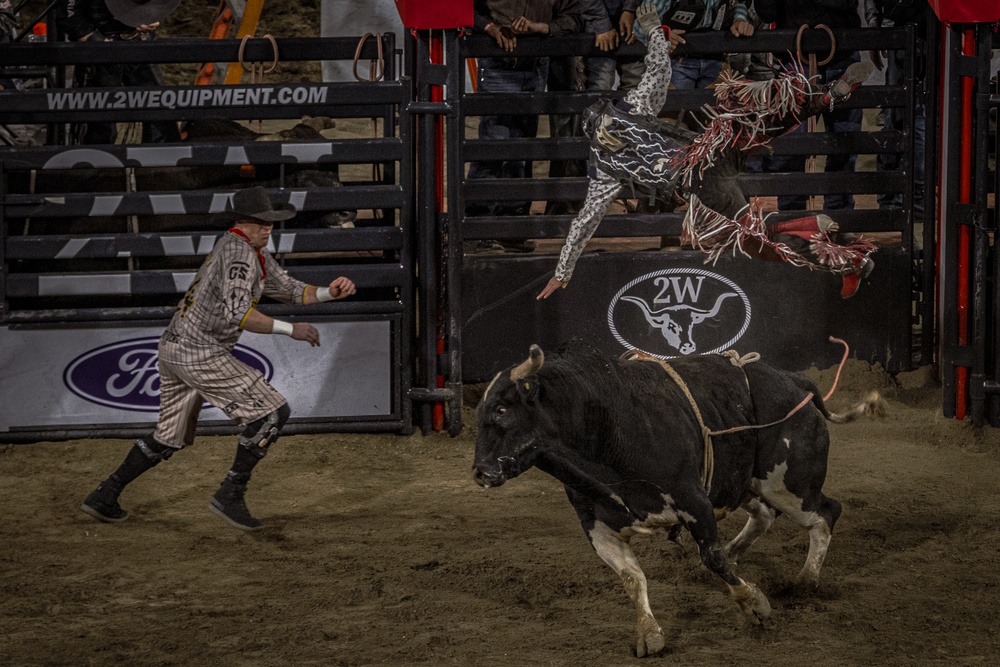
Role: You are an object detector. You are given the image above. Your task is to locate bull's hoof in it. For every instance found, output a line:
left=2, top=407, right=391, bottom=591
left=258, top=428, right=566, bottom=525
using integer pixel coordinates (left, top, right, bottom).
left=633, top=615, right=666, bottom=658
left=633, top=629, right=666, bottom=658
left=732, top=581, right=771, bottom=623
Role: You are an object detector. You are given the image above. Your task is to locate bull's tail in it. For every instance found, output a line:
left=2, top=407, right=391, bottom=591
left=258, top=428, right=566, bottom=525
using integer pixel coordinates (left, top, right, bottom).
left=814, top=390, right=887, bottom=424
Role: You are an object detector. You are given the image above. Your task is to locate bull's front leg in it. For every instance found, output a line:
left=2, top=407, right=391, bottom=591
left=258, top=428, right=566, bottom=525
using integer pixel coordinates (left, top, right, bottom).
left=586, top=520, right=666, bottom=658
left=682, top=497, right=772, bottom=624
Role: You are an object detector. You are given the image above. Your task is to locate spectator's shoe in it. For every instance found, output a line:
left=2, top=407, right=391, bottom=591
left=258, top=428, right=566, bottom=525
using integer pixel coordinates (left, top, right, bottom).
left=81, top=475, right=128, bottom=523
left=840, top=256, right=875, bottom=299
left=825, top=62, right=875, bottom=106
left=210, top=479, right=262, bottom=531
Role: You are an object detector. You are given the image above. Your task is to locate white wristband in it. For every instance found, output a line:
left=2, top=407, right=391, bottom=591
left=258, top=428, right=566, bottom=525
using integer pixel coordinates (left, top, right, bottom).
left=316, top=286, right=334, bottom=302
left=271, top=319, right=294, bottom=336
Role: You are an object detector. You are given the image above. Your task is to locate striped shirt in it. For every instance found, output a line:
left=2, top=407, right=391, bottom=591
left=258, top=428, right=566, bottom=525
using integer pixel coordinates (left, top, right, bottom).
left=159, top=230, right=307, bottom=365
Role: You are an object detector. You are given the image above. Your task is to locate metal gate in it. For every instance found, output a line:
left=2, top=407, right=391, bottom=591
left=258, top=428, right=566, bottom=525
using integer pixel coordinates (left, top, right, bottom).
left=0, top=34, right=419, bottom=441
left=455, top=24, right=926, bottom=382
left=938, top=22, right=999, bottom=424
left=0, top=19, right=939, bottom=439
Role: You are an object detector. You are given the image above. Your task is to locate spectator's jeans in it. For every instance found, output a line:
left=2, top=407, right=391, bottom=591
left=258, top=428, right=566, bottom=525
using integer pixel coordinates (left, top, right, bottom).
left=466, top=57, right=547, bottom=216
left=877, top=48, right=925, bottom=214
left=670, top=57, right=723, bottom=90
left=74, top=61, right=181, bottom=145
left=756, top=53, right=863, bottom=210
left=585, top=55, right=646, bottom=92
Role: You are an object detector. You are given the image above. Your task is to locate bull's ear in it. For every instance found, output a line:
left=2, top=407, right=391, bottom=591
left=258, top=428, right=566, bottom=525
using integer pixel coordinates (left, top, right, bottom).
left=516, top=378, right=539, bottom=402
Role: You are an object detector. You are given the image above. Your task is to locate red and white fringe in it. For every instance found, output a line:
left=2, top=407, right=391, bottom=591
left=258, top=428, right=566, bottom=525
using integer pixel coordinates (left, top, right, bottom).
left=682, top=196, right=877, bottom=274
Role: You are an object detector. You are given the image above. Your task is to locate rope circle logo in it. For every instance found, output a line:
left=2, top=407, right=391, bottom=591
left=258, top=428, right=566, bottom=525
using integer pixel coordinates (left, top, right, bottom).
left=63, top=337, right=274, bottom=412
left=607, top=268, right=751, bottom=359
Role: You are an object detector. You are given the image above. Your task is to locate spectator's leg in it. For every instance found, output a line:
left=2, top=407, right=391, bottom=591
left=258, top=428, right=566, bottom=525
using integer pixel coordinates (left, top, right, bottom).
left=585, top=56, right=617, bottom=92
left=616, top=56, right=646, bottom=93
left=670, top=58, right=698, bottom=91
left=767, top=123, right=808, bottom=210
left=876, top=49, right=903, bottom=209
left=694, top=58, right=723, bottom=88
left=547, top=56, right=586, bottom=214
left=467, top=57, right=539, bottom=217
left=821, top=54, right=862, bottom=211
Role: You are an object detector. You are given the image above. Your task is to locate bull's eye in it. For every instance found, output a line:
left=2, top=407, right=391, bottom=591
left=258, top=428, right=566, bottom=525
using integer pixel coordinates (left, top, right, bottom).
left=496, top=406, right=508, bottom=416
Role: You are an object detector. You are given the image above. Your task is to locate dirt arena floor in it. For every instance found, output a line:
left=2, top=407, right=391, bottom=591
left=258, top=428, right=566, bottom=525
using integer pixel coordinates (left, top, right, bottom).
left=3, top=361, right=1000, bottom=667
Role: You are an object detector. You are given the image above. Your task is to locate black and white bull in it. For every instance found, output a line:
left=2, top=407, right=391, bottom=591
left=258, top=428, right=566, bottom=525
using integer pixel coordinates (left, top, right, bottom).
left=472, top=340, right=883, bottom=657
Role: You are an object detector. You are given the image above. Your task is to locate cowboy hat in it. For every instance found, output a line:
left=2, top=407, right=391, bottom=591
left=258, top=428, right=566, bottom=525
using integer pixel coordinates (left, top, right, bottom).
left=105, top=0, right=183, bottom=28
left=220, top=187, right=296, bottom=224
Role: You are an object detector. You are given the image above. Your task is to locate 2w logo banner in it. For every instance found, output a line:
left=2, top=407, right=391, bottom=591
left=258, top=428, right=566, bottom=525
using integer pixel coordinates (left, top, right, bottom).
left=607, top=268, right=751, bottom=359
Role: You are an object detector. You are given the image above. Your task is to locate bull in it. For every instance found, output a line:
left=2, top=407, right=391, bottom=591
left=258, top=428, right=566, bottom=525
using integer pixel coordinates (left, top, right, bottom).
left=472, top=340, right=883, bottom=657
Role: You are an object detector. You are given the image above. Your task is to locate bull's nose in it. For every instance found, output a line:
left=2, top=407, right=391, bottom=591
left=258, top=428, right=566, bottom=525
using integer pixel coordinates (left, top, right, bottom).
left=472, top=466, right=504, bottom=489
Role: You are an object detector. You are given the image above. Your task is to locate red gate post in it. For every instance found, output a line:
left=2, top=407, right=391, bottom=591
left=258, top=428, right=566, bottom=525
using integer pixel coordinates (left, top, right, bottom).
left=931, top=1, right=1000, bottom=420
left=395, top=1, right=473, bottom=433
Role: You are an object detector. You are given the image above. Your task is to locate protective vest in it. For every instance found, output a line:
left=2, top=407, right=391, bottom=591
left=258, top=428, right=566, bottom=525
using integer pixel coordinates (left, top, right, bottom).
left=582, top=98, right=697, bottom=203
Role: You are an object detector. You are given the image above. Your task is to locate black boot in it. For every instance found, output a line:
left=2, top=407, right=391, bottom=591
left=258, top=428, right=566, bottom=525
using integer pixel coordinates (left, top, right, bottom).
left=80, top=437, right=175, bottom=524
left=81, top=474, right=129, bottom=523
left=210, top=475, right=262, bottom=531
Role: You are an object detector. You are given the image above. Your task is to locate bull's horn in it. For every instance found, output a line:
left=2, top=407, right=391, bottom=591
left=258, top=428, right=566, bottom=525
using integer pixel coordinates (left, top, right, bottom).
left=510, top=344, right=544, bottom=381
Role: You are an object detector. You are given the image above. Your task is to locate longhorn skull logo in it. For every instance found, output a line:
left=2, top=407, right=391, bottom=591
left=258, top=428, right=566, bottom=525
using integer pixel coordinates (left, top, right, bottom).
left=621, top=292, right=737, bottom=354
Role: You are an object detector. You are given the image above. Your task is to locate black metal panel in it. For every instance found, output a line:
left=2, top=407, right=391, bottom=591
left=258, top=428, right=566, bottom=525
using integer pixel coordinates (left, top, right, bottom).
left=460, top=248, right=913, bottom=382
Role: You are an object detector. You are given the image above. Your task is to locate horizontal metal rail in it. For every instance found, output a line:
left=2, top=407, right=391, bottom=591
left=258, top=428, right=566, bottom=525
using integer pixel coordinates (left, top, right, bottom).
left=6, top=227, right=403, bottom=259
left=463, top=132, right=909, bottom=162
left=6, top=263, right=407, bottom=297
left=0, top=36, right=395, bottom=67
left=0, top=139, right=405, bottom=169
left=3, top=185, right=405, bottom=218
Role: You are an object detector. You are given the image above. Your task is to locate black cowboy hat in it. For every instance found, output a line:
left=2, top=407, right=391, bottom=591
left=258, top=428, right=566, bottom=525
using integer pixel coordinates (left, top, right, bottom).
left=105, top=0, right=183, bottom=28
left=220, top=187, right=296, bottom=224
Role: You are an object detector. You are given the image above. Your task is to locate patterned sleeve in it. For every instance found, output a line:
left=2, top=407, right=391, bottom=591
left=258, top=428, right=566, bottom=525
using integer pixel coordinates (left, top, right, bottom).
left=554, top=169, right=623, bottom=282
left=217, top=242, right=259, bottom=328
left=622, top=25, right=671, bottom=118
left=261, top=252, right=309, bottom=305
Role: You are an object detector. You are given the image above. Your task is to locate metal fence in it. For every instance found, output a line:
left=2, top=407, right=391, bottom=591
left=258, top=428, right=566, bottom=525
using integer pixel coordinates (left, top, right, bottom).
left=938, top=23, right=997, bottom=425
left=0, top=19, right=941, bottom=438
left=0, top=34, right=419, bottom=440
left=456, top=25, right=926, bottom=382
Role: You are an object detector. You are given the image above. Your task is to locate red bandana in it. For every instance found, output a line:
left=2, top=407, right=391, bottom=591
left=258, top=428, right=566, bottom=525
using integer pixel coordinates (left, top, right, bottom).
left=228, top=227, right=266, bottom=280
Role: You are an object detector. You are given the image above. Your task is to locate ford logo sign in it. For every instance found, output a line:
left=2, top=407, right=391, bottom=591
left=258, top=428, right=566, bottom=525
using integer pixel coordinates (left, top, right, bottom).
left=63, top=337, right=274, bottom=412
left=608, top=268, right=751, bottom=359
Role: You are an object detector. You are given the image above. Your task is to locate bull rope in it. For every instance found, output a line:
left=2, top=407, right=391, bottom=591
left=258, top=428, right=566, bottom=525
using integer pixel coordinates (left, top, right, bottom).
left=622, top=337, right=851, bottom=494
